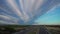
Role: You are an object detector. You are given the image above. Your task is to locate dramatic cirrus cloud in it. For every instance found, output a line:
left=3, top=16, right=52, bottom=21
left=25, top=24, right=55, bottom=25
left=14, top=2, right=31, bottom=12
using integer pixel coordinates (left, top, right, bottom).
left=0, top=0, right=60, bottom=25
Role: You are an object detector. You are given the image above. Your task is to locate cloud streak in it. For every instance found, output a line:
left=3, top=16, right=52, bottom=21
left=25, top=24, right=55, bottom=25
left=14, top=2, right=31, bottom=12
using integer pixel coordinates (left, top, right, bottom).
left=0, top=15, right=18, bottom=24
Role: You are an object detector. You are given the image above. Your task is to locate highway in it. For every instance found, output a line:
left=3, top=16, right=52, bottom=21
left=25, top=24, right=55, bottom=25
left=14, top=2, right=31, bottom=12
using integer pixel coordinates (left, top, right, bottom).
left=13, top=26, right=51, bottom=34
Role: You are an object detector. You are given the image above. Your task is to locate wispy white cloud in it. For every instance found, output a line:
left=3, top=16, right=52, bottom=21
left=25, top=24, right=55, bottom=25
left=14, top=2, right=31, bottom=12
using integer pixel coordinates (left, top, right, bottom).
left=6, top=0, right=23, bottom=18
left=0, top=15, right=18, bottom=24
left=0, top=7, right=13, bottom=15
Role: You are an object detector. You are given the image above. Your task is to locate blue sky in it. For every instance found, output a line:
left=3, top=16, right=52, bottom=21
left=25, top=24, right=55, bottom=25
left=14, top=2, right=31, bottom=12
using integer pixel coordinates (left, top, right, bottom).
left=35, top=5, right=60, bottom=25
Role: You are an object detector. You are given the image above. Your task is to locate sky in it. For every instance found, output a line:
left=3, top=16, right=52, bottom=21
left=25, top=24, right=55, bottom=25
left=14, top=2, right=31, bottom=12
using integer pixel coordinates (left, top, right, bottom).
left=34, top=5, right=60, bottom=25
left=0, top=0, right=60, bottom=25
